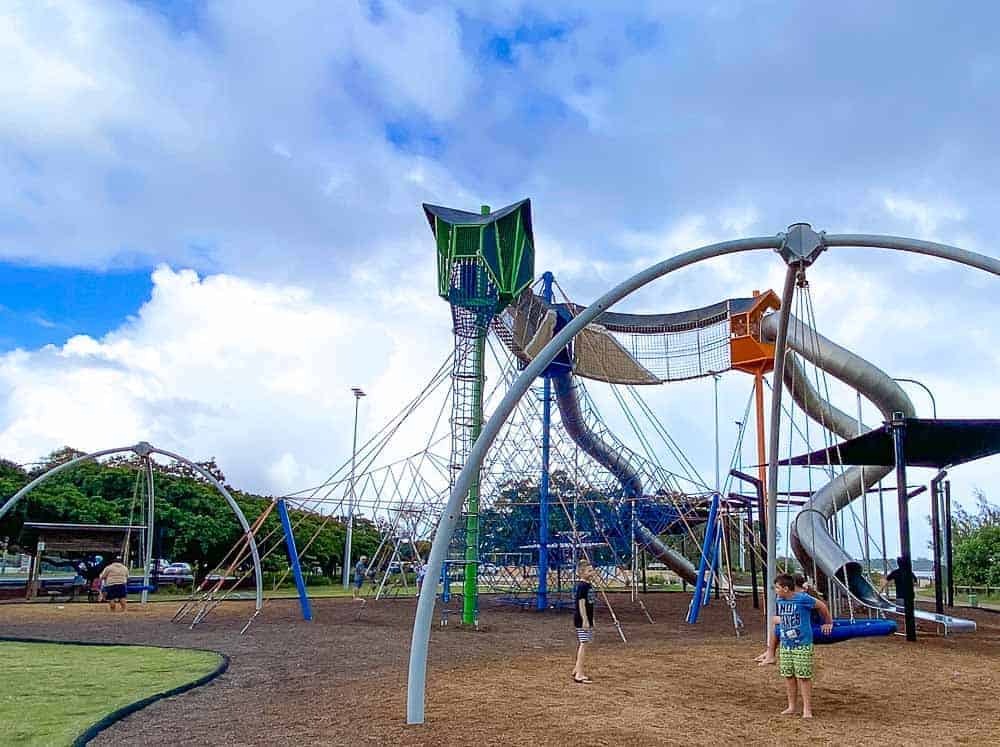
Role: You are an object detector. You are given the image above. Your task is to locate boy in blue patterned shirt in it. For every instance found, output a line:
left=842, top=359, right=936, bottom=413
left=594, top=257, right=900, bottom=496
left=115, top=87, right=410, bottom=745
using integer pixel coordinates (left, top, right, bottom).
left=775, top=573, right=833, bottom=718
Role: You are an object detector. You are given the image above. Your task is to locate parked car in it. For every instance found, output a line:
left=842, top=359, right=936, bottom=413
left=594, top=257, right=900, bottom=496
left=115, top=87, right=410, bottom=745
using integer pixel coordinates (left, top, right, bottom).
left=163, top=562, right=193, bottom=575
left=152, top=558, right=172, bottom=573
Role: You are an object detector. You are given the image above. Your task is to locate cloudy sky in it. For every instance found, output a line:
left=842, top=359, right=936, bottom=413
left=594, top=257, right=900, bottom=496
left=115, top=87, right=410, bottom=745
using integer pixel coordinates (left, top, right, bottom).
left=1, top=1, right=998, bottom=559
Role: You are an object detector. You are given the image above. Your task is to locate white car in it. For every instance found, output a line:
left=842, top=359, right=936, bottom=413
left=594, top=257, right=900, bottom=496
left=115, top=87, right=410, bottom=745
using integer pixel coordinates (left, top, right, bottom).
left=152, top=558, right=172, bottom=573
left=163, top=562, right=193, bottom=575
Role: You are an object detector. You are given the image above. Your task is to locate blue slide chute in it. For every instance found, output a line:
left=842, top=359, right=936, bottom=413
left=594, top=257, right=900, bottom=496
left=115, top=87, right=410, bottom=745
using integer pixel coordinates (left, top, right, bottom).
left=775, top=618, right=897, bottom=645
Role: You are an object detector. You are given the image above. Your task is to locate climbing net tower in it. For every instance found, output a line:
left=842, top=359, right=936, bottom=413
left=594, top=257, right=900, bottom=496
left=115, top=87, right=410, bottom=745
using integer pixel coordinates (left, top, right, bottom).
left=424, top=200, right=535, bottom=625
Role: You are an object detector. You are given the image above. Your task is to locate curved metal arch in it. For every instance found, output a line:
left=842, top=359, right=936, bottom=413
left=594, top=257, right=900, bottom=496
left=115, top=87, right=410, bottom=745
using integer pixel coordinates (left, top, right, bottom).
left=406, top=229, right=1000, bottom=724
left=0, top=441, right=263, bottom=612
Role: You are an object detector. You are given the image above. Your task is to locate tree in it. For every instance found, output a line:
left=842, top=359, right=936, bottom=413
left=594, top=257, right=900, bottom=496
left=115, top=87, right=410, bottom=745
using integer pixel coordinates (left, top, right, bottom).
left=952, top=489, right=1000, bottom=544
left=0, top=448, right=375, bottom=582
left=950, top=490, right=1000, bottom=587
left=953, top=526, right=1000, bottom=587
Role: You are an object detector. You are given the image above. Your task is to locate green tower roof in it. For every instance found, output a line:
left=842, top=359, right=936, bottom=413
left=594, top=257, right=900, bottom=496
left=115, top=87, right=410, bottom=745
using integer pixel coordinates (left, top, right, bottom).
left=423, top=199, right=535, bottom=312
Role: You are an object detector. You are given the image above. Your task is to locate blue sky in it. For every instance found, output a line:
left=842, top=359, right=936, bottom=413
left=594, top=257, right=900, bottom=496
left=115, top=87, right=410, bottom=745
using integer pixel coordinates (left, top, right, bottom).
left=0, top=262, right=151, bottom=350
left=1, top=0, right=998, bottom=560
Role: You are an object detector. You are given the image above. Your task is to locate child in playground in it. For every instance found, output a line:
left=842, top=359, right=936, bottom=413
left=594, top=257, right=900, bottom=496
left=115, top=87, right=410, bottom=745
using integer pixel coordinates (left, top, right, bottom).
left=774, top=573, right=833, bottom=718
left=572, top=560, right=597, bottom=684
left=352, top=555, right=368, bottom=601
left=415, top=562, right=427, bottom=595
left=755, top=573, right=813, bottom=665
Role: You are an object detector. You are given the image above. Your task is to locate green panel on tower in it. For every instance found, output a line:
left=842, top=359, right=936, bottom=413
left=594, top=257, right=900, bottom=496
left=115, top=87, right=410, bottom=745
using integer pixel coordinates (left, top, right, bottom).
left=423, top=199, right=535, bottom=312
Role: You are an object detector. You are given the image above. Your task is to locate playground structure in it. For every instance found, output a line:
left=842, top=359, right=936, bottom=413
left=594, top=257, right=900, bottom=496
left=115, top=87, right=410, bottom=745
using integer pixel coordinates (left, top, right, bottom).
left=405, top=213, right=999, bottom=724
left=66, top=202, right=987, bottom=657
left=4, top=203, right=996, bottom=694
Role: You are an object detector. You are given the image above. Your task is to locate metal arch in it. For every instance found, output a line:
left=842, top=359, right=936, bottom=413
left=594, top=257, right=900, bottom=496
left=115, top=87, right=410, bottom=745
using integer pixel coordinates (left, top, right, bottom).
left=824, top=234, right=999, bottom=274
left=150, top=446, right=263, bottom=612
left=406, top=234, right=785, bottom=724
left=0, top=442, right=264, bottom=613
left=0, top=446, right=133, bottom=521
left=406, top=229, right=1000, bottom=725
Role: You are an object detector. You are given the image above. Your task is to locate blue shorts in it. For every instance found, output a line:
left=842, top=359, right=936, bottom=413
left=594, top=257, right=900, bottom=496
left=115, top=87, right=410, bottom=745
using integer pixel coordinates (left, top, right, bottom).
left=354, top=576, right=364, bottom=589
left=104, top=584, right=127, bottom=600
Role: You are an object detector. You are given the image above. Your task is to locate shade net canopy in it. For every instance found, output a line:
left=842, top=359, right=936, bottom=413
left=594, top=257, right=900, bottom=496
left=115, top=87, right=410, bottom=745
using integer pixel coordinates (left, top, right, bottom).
left=778, top=418, right=1000, bottom=470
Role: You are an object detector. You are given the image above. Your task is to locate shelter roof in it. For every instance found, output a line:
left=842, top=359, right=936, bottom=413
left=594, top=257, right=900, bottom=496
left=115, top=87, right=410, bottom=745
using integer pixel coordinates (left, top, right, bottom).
left=20, top=522, right=145, bottom=552
left=778, top=418, right=1000, bottom=470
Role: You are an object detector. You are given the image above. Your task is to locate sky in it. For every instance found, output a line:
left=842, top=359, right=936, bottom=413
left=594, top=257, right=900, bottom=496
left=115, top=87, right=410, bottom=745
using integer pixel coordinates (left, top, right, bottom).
left=1, top=0, right=999, bottom=560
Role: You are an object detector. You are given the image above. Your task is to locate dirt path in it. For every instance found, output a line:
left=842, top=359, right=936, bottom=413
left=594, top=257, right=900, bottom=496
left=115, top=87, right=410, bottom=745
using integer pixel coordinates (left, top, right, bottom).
left=2, top=594, right=998, bottom=745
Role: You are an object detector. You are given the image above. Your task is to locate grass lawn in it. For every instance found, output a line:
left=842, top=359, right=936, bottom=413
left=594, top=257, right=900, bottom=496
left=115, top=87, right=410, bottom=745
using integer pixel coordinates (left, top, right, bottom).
left=0, top=642, right=223, bottom=747
left=916, top=587, right=1000, bottom=606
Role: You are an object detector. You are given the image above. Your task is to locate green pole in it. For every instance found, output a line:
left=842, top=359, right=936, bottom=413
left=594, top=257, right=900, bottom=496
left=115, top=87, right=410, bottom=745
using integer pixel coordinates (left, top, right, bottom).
left=463, top=331, right=486, bottom=625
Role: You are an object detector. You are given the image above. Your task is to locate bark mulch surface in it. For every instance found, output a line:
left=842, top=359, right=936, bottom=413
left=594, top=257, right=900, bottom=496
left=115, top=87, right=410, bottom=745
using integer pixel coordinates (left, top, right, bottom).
left=2, top=594, right=998, bottom=746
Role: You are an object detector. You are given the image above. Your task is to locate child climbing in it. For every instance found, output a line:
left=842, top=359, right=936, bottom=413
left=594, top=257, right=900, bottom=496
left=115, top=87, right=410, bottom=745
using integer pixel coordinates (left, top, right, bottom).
left=774, top=573, right=833, bottom=718
left=572, top=560, right=597, bottom=684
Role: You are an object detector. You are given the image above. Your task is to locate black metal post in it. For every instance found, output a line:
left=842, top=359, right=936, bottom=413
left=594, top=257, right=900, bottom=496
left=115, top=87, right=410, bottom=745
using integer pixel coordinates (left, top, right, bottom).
left=929, top=471, right=946, bottom=615
left=641, top=550, right=648, bottom=594
left=945, top=479, right=954, bottom=608
left=730, top=469, right=766, bottom=567
left=747, top=504, right=759, bottom=609
left=891, top=412, right=917, bottom=641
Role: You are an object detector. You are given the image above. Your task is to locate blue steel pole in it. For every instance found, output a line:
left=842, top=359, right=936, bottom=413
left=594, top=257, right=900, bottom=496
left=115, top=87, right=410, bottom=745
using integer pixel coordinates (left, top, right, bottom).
left=687, top=493, right=720, bottom=624
left=537, top=271, right=555, bottom=611
left=277, top=498, right=312, bottom=622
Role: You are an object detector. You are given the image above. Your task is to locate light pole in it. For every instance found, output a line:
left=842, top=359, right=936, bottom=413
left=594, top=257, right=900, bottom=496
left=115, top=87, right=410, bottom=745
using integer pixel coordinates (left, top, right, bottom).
left=342, top=386, right=366, bottom=588
left=893, top=377, right=937, bottom=419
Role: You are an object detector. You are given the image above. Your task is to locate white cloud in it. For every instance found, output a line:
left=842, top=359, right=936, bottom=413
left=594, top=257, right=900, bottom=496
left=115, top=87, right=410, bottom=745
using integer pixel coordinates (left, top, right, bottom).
left=0, top=0, right=474, bottom=271
left=881, top=193, right=966, bottom=241
left=0, top=266, right=452, bottom=496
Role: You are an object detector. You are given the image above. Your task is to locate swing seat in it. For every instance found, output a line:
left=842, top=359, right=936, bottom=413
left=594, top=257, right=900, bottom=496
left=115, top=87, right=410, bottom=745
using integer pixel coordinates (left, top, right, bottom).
left=775, top=618, right=897, bottom=645
left=126, top=584, right=158, bottom=594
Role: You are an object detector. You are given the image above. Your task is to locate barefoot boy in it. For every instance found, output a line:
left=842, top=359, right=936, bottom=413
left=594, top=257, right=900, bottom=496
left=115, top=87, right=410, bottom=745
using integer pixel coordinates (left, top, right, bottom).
left=755, top=573, right=810, bottom=665
left=775, top=573, right=832, bottom=718
left=572, top=561, right=597, bottom=684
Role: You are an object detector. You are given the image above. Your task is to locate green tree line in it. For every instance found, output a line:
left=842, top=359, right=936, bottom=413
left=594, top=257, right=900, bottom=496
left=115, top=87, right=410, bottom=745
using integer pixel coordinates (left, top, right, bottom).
left=0, top=447, right=381, bottom=578
left=950, top=490, right=1000, bottom=587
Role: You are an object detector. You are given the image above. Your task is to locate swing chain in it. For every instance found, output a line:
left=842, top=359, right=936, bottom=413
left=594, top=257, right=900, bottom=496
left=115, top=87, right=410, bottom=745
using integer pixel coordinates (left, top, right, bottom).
left=795, top=265, right=809, bottom=289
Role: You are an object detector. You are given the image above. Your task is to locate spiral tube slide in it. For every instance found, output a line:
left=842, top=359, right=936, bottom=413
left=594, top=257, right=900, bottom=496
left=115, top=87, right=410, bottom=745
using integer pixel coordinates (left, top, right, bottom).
left=551, top=371, right=699, bottom=584
left=761, top=314, right=975, bottom=632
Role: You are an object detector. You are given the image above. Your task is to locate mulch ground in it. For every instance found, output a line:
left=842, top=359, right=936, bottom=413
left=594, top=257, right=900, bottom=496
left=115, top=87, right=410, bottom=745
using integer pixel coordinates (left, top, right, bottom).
left=2, top=593, right=999, bottom=746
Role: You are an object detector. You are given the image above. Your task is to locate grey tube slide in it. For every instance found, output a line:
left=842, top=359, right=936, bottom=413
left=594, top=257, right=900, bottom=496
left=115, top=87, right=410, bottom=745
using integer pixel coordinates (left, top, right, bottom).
left=552, top=371, right=698, bottom=584
left=761, top=314, right=975, bottom=631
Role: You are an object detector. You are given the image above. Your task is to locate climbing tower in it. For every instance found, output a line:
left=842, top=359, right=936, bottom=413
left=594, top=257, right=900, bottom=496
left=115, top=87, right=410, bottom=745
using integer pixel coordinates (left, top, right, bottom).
left=423, top=199, right=535, bottom=625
